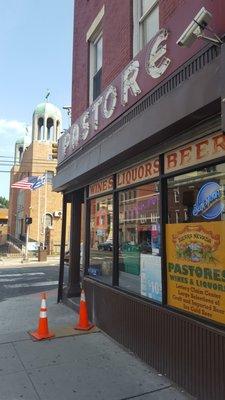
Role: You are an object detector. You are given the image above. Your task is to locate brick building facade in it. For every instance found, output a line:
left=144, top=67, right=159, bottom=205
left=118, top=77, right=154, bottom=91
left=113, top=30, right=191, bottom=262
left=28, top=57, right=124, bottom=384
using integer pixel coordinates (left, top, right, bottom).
left=55, top=1, right=225, bottom=398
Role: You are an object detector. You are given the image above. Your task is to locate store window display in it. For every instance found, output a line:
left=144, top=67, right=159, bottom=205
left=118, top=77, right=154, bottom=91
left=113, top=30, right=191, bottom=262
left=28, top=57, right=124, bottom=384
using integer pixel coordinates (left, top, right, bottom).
left=118, top=182, right=162, bottom=301
left=89, top=194, right=113, bottom=284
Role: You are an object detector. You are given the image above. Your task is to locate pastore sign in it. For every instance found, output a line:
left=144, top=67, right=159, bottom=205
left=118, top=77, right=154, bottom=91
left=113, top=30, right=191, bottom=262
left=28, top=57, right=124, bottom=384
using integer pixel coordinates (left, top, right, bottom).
left=58, top=29, right=171, bottom=163
left=166, top=222, right=225, bottom=325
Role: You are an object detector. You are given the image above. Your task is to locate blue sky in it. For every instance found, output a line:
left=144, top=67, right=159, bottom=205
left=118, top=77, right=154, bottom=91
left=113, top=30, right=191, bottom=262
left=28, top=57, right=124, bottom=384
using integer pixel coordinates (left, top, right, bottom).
left=0, top=0, right=74, bottom=199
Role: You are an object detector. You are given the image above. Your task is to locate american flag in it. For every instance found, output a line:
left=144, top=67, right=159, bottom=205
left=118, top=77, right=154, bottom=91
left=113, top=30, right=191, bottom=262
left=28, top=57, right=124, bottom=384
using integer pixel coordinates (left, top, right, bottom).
left=32, top=174, right=46, bottom=190
left=11, top=174, right=46, bottom=190
left=11, top=176, right=38, bottom=190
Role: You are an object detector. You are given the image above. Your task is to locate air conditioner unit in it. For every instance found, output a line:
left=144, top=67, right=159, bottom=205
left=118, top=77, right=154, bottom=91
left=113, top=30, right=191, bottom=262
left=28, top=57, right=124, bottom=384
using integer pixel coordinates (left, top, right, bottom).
left=53, top=211, right=62, bottom=218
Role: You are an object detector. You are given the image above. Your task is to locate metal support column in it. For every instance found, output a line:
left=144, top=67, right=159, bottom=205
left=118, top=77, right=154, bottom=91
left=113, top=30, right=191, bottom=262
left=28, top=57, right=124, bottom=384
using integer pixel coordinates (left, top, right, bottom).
left=83, top=186, right=90, bottom=276
left=57, top=195, right=67, bottom=303
left=221, top=44, right=225, bottom=133
left=67, top=190, right=82, bottom=297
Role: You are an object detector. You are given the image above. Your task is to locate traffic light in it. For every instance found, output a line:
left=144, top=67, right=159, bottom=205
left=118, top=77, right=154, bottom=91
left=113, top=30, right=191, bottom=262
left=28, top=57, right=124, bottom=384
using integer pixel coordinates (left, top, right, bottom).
left=51, top=143, right=58, bottom=160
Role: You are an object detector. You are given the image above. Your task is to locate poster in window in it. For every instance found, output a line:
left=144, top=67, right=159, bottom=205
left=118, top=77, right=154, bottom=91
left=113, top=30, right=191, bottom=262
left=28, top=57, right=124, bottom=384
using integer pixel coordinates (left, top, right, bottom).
left=166, top=221, right=225, bottom=324
left=140, top=253, right=162, bottom=302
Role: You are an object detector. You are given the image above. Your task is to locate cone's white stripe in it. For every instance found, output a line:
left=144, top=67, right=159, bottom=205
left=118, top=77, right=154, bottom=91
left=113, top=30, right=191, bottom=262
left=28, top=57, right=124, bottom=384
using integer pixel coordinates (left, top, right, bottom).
left=81, top=290, right=85, bottom=302
left=41, top=299, right=47, bottom=308
left=40, top=311, right=47, bottom=318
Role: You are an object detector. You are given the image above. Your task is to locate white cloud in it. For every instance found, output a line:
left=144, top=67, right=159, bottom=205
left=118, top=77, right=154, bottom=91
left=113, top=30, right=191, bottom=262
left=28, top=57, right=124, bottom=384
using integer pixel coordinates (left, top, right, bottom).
left=0, top=119, right=31, bottom=155
left=0, top=119, right=32, bottom=199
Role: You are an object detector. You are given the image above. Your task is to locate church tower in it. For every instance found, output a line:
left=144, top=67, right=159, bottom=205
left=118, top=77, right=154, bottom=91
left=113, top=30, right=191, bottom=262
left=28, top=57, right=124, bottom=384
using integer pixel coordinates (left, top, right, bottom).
left=8, top=100, right=67, bottom=255
left=32, top=102, right=62, bottom=143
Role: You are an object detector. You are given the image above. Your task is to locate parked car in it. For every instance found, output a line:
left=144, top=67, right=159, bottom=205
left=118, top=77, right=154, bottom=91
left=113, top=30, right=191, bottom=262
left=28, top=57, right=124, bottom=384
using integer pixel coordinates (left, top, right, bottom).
left=120, top=242, right=140, bottom=252
left=98, top=242, right=113, bottom=251
left=120, top=241, right=152, bottom=253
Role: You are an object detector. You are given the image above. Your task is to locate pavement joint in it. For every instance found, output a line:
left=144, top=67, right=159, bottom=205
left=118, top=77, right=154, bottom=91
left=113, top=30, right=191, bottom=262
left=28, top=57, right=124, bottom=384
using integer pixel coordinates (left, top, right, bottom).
left=12, top=341, right=42, bottom=400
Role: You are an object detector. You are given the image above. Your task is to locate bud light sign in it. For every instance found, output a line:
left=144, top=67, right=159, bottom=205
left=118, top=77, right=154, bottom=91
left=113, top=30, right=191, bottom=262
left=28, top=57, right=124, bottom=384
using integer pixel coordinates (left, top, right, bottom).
left=193, top=182, right=224, bottom=220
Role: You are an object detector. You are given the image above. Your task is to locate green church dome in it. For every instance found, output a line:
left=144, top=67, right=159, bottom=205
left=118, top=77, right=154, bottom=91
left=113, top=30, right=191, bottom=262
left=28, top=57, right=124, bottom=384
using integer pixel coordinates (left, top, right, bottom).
left=33, top=102, right=61, bottom=118
left=15, top=136, right=24, bottom=145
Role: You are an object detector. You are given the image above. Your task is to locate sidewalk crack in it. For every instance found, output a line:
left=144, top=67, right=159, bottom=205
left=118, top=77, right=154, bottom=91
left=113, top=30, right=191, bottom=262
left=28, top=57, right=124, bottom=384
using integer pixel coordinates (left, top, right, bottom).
left=118, top=385, right=172, bottom=400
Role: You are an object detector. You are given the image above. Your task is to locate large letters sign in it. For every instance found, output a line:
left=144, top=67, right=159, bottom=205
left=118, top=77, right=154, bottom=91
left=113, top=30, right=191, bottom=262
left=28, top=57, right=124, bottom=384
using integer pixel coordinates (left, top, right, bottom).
left=117, top=157, right=159, bottom=188
left=89, top=176, right=113, bottom=197
left=165, top=132, right=225, bottom=173
left=59, top=29, right=171, bottom=163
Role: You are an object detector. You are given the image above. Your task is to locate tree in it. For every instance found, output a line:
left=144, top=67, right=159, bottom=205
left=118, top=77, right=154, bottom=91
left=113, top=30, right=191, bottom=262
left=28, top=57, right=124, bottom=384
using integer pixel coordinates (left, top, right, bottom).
left=0, top=196, right=9, bottom=208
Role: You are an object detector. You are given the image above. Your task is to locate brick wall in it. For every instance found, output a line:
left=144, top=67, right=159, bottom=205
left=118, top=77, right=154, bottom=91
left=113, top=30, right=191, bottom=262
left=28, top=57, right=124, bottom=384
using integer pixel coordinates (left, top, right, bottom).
left=8, top=142, right=70, bottom=253
left=102, top=0, right=132, bottom=88
left=71, top=0, right=225, bottom=131
left=71, top=0, right=188, bottom=123
left=71, top=0, right=104, bottom=122
left=159, top=0, right=186, bottom=25
left=71, top=0, right=132, bottom=122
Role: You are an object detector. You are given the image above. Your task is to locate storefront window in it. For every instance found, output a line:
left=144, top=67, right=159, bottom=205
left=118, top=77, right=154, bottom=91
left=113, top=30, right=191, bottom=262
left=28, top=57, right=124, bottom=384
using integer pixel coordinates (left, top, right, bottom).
left=167, top=165, right=225, bottom=224
left=89, top=194, right=113, bottom=284
left=166, top=162, right=225, bottom=325
left=118, top=182, right=162, bottom=302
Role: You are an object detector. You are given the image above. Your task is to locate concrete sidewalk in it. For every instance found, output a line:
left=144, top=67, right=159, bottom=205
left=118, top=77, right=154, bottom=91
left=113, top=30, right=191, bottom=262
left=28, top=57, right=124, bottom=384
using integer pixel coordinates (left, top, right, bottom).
left=0, top=332, right=194, bottom=400
left=0, top=255, right=60, bottom=267
left=0, top=291, right=195, bottom=400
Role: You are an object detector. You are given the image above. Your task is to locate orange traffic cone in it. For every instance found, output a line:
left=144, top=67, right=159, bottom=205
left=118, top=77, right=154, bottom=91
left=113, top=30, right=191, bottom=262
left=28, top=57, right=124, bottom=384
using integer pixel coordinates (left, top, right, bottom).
left=75, top=289, right=94, bottom=331
left=30, top=293, right=55, bottom=340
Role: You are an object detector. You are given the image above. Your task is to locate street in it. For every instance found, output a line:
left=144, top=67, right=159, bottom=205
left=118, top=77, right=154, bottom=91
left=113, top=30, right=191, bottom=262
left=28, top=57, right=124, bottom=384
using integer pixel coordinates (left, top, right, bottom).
left=0, top=261, right=72, bottom=337
left=0, top=263, right=68, bottom=301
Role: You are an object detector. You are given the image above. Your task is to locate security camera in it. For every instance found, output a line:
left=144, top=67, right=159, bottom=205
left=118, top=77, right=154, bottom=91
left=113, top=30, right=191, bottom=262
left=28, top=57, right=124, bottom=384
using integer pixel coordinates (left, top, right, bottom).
left=177, top=7, right=212, bottom=47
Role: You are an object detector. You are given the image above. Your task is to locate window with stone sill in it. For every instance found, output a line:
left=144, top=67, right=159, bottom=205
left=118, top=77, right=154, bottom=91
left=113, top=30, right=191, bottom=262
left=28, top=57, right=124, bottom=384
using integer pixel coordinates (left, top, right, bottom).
left=89, top=33, right=103, bottom=103
left=133, top=0, right=159, bottom=56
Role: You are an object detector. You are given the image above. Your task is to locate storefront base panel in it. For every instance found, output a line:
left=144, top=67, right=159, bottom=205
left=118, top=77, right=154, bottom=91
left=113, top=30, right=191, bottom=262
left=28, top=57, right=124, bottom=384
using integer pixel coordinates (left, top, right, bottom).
left=84, top=278, right=225, bottom=400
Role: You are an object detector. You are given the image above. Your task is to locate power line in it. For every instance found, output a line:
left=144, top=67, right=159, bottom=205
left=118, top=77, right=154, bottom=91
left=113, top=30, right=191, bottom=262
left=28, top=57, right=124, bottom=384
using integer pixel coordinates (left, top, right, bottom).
left=0, top=161, right=57, bottom=166
left=0, top=171, right=56, bottom=174
left=0, top=157, right=58, bottom=162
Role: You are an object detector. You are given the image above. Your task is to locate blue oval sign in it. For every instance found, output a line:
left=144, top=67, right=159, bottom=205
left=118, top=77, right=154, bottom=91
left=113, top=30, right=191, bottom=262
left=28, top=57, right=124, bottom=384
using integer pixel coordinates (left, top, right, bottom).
left=193, top=182, right=224, bottom=220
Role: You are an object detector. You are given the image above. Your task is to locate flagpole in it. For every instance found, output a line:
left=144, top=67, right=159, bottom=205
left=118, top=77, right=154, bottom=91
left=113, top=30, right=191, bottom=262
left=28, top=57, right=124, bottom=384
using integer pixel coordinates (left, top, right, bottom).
left=43, top=171, right=47, bottom=248
left=37, top=187, right=40, bottom=244
left=25, top=223, right=29, bottom=260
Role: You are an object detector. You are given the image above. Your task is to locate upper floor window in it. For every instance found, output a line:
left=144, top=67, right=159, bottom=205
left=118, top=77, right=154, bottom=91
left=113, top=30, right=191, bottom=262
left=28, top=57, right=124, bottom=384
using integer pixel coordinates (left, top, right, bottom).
left=86, top=6, right=105, bottom=105
left=133, top=0, right=159, bottom=56
left=91, top=34, right=103, bottom=102
left=45, top=213, right=53, bottom=228
left=46, top=171, right=54, bottom=185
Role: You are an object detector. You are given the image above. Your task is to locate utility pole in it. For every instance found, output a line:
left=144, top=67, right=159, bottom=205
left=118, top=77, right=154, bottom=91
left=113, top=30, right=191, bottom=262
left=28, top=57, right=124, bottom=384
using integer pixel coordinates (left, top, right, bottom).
left=24, top=223, right=29, bottom=260
left=23, top=216, right=32, bottom=262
